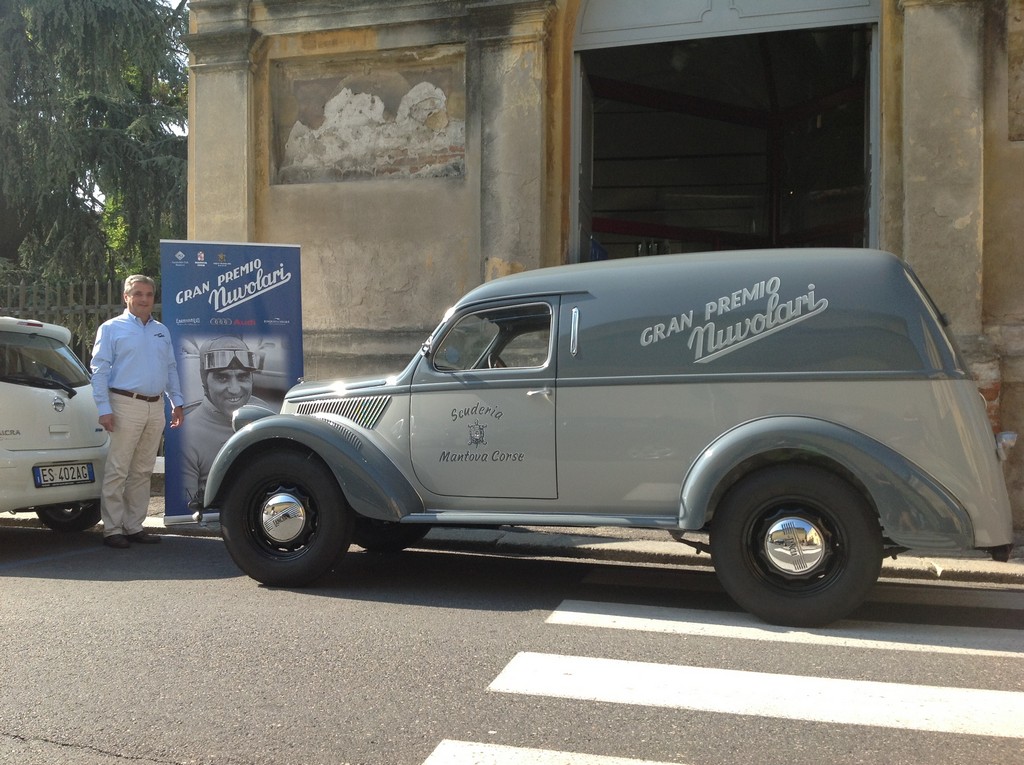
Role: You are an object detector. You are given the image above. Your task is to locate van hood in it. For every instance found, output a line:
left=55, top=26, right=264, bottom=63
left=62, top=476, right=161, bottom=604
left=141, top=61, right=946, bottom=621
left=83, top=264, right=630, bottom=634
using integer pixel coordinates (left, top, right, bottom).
left=285, top=371, right=411, bottom=402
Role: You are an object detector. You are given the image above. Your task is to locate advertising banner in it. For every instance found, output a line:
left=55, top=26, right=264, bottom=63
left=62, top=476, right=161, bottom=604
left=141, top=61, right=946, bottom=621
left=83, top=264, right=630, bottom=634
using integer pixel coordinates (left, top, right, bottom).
left=160, top=241, right=303, bottom=521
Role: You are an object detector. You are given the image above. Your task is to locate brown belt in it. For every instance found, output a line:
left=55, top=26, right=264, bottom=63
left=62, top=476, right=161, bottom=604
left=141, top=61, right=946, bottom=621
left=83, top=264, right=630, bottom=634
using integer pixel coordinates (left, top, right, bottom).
left=109, top=387, right=161, bottom=403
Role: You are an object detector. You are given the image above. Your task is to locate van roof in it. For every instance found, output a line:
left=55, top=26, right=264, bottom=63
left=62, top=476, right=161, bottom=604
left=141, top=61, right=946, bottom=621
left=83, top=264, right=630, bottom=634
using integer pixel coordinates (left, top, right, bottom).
left=456, top=248, right=906, bottom=306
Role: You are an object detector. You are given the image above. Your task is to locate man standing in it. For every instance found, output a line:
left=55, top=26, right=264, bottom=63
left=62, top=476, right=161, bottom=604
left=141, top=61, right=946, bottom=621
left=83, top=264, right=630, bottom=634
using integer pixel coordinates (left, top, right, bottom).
left=91, top=275, right=184, bottom=549
left=181, top=335, right=268, bottom=512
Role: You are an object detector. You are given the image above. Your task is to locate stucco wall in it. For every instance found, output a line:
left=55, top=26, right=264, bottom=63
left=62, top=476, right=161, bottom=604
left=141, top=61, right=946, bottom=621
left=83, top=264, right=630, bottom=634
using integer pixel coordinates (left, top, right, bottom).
left=983, top=0, right=1024, bottom=526
left=900, top=0, right=985, bottom=336
left=255, top=33, right=478, bottom=378
left=259, top=178, right=477, bottom=377
left=893, top=0, right=1023, bottom=529
left=189, top=0, right=557, bottom=380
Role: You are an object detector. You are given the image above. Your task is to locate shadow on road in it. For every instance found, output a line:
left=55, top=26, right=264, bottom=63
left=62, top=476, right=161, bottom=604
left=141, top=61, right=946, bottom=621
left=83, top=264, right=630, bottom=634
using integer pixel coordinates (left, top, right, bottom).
left=0, top=524, right=238, bottom=582
left=269, top=545, right=733, bottom=616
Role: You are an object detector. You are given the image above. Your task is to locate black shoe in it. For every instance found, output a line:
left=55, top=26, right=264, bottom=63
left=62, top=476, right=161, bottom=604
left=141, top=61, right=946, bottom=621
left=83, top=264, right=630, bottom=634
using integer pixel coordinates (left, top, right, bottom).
left=126, top=531, right=161, bottom=544
left=103, top=534, right=130, bottom=549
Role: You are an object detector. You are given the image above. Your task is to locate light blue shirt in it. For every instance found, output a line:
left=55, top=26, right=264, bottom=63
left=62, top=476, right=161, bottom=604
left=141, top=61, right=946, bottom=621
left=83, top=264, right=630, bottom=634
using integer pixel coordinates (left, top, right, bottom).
left=90, top=310, right=185, bottom=416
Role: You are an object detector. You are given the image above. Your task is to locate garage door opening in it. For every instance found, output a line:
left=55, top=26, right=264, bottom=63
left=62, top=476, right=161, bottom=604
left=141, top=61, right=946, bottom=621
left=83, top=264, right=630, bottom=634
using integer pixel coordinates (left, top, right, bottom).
left=579, top=26, right=872, bottom=261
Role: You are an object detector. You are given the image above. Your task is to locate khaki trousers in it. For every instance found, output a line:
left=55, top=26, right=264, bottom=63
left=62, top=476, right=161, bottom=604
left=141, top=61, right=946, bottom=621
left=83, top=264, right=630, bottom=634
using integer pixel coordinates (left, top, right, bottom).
left=101, top=395, right=165, bottom=537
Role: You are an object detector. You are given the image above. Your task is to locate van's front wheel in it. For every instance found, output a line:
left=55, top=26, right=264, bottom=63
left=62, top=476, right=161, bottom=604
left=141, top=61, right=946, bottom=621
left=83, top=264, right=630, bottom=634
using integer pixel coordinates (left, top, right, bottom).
left=220, top=450, right=353, bottom=586
left=710, top=465, right=882, bottom=627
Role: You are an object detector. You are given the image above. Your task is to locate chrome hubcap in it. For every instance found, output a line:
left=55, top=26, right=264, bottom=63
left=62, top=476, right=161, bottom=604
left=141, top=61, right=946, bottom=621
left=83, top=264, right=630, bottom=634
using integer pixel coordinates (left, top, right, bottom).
left=763, top=516, right=826, bottom=575
left=260, top=492, right=307, bottom=544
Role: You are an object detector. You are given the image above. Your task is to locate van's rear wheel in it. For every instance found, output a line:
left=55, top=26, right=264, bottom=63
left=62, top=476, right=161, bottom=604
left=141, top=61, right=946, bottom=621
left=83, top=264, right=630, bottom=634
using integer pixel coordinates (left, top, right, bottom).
left=220, top=450, right=352, bottom=586
left=710, top=465, right=882, bottom=627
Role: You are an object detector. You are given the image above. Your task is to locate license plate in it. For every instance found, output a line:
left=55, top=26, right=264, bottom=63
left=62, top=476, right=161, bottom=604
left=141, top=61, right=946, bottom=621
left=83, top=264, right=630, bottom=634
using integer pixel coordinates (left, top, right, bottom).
left=33, top=462, right=95, bottom=488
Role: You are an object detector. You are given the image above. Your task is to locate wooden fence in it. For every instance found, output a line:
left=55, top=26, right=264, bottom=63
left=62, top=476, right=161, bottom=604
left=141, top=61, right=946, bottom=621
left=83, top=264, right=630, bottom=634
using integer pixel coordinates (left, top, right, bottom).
left=1, top=280, right=161, bottom=364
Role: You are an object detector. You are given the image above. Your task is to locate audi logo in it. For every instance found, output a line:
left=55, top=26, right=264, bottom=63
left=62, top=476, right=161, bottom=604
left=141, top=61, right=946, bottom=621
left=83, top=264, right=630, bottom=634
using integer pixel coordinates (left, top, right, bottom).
left=209, top=318, right=233, bottom=326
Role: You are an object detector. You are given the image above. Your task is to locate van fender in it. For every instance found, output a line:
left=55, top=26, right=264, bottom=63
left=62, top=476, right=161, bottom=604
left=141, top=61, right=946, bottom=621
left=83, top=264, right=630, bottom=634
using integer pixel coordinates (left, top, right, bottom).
left=679, top=416, right=973, bottom=549
left=204, top=412, right=423, bottom=522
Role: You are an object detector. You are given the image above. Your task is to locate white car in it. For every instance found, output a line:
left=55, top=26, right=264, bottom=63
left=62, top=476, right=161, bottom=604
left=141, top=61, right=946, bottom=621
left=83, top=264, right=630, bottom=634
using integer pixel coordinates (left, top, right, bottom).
left=0, top=317, right=108, bottom=531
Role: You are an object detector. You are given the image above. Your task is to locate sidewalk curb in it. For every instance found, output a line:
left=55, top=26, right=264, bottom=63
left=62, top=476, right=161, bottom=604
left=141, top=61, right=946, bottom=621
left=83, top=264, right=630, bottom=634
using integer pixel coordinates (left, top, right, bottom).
left=4, top=510, right=1019, bottom=586
left=140, top=517, right=1024, bottom=587
left=414, top=527, right=1024, bottom=586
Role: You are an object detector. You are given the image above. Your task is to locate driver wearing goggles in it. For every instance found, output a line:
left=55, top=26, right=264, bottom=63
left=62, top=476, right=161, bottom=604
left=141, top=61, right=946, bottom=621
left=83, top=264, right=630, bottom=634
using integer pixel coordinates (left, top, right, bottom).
left=181, top=335, right=268, bottom=514
left=199, top=336, right=261, bottom=417
left=201, top=346, right=260, bottom=374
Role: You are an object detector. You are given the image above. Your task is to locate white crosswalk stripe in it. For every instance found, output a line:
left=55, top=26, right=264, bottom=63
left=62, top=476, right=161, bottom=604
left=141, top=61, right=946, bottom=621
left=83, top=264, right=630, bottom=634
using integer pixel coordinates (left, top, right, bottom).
left=547, top=599, right=1024, bottom=657
left=489, top=651, right=1024, bottom=739
left=423, top=740, right=684, bottom=765
left=422, top=570, right=1024, bottom=763
left=581, top=567, right=1024, bottom=610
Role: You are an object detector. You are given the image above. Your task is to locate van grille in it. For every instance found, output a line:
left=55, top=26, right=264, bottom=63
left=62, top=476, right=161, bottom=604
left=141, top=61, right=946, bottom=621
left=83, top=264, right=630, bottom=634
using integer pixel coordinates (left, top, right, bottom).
left=293, top=395, right=391, bottom=430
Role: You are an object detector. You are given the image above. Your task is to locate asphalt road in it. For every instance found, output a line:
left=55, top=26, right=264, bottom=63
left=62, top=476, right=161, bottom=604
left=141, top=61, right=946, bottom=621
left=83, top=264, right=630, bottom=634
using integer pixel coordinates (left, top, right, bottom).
left=2, top=522, right=1023, bottom=765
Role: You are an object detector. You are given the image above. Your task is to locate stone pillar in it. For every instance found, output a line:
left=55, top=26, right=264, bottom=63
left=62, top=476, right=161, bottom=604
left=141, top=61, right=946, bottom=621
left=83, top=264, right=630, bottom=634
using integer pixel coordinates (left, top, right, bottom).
left=186, top=1, right=260, bottom=242
left=900, top=0, right=986, bottom=337
left=984, top=0, right=1024, bottom=528
left=472, top=2, right=556, bottom=281
left=899, top=0, right=1003, bottom=437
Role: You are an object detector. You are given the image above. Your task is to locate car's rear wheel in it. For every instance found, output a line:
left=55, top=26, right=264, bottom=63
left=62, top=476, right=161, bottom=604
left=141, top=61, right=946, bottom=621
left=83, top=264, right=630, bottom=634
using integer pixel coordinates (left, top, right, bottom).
left=710, top=465, right=883, bottom=627
left=352, top=518, right=430, bottom=553
left=220, top=449, right=353, bottom=586
left=36, top=501, right=101, bottom=532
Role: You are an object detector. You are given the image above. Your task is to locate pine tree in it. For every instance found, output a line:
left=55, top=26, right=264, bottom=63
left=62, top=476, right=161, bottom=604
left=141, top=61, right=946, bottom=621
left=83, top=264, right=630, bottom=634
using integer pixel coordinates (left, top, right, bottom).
left=0, top=0, right=188, bottom=282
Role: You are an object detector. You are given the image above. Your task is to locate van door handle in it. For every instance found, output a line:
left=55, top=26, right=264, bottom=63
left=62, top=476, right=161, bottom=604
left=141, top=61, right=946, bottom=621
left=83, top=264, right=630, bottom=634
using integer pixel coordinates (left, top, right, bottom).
left=527, top=387, right=552, bottom=398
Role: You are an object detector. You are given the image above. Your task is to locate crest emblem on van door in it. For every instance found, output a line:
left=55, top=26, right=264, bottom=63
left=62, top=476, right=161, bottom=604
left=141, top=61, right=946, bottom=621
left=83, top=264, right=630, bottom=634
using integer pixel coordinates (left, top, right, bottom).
left=467, top=419, right=487, bottom=447
left=52, top=397, right=65, bottom=413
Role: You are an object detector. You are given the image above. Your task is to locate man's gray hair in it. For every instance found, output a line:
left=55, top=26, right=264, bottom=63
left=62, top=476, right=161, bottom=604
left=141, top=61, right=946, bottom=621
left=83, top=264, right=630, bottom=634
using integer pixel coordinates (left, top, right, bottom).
left=123, top=274, right=156, bottom=294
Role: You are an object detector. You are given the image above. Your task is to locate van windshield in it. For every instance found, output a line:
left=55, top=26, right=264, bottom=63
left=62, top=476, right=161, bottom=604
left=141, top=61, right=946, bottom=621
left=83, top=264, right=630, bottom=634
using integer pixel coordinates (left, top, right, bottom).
left=0, top=330, right=91, bottom=394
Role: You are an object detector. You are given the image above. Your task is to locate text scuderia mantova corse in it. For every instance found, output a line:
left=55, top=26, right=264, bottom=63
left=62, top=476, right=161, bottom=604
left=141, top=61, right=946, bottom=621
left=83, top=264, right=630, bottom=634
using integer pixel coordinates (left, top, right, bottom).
left=440, top=402, right=525, bottom=463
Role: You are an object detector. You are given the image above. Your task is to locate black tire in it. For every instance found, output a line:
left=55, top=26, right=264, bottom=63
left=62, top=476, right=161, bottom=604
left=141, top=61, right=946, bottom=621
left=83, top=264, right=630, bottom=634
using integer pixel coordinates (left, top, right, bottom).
left=36, top=502, right=101, bottom=532
left=710, top=465, right=883, bottom=627
left=220, top=449, right=353, bottom=586
left=352, top=518, right=430, bottom=553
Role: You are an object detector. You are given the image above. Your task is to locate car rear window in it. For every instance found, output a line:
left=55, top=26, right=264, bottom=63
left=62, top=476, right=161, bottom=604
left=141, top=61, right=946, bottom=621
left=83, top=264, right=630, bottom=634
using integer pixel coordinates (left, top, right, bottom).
left=0, top=330, right=91, bottom=389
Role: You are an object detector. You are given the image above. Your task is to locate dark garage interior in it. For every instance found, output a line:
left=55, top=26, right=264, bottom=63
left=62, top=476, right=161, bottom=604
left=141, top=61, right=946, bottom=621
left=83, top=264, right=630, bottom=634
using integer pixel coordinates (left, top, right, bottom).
left=580, top=26, right=871, bottom=260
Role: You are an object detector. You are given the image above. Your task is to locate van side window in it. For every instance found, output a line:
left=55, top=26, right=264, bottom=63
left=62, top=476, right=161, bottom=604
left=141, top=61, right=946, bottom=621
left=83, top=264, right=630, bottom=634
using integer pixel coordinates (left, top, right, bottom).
left=432, top=303, right=552, bottom=372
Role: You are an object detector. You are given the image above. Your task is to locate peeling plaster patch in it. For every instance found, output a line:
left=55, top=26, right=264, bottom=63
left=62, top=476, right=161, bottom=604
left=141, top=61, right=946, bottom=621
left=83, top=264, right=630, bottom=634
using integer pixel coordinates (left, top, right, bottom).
left=928, top=189, right=978, bottom=223
left=493, top=49, right=541, bottom=121
left=280, top=82, right=465, bottom=182
left=272, top=48, right=466, bottom=184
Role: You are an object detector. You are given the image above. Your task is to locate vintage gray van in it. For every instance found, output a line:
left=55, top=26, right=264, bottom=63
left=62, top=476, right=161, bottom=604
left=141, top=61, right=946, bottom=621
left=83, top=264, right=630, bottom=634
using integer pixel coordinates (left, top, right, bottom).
left=203, top=248, right=1016, bottom=626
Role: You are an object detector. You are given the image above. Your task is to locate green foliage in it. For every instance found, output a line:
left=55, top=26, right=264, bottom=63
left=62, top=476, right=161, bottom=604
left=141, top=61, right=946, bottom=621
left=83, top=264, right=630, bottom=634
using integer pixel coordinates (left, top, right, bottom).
left=0, top=0, right=188, bottom=284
